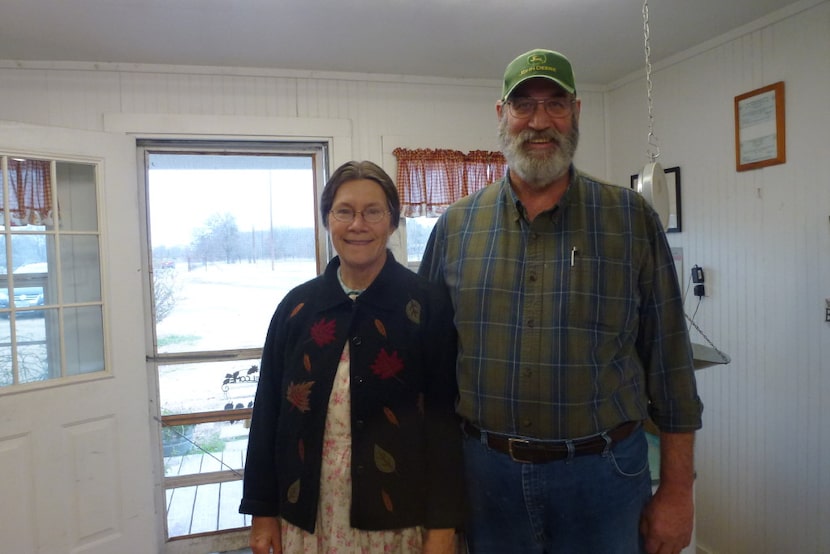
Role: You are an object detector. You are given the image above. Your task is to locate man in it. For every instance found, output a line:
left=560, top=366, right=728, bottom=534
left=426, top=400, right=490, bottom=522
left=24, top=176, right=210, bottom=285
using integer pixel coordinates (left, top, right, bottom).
left=418, top=49, right=703, bottom=554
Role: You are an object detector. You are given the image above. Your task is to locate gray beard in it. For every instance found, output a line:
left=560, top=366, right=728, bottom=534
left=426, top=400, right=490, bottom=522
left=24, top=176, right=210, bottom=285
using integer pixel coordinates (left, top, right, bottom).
left=498, top=116, right=579, bottom=190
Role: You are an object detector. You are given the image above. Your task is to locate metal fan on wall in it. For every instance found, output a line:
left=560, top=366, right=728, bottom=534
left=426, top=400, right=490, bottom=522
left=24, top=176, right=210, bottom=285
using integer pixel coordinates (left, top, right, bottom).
left=633, top=0, right=729, bottom=370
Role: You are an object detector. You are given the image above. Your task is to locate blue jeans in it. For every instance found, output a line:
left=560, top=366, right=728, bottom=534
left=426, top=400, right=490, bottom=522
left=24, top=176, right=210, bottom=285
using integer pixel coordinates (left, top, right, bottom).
left=462, top=425, right=652, bottom=554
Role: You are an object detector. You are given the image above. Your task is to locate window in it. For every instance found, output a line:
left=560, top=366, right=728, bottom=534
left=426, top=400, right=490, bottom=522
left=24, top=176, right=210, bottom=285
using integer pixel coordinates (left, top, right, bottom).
left=1, top=156, right=106, bottom=389
left=139, top=141, right=329, bottom=541
left=404, top=216, right=438, bottom=271
left=393, top=147, right=506, bottom=272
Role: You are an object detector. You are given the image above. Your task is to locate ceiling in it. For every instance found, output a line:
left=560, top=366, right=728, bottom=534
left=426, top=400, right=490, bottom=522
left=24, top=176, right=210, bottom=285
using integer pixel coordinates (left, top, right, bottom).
left=0, top=0, right=807, bottom=86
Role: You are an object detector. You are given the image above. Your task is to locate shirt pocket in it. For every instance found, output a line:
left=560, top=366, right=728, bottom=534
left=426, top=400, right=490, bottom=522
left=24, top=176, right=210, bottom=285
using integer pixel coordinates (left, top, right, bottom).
left=566, top=253, right=636, bottom=335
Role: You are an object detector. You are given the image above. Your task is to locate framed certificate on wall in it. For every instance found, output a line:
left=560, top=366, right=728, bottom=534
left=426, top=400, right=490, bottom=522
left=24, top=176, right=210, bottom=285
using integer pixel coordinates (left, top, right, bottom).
left=735, top=81, right=786, bottom=171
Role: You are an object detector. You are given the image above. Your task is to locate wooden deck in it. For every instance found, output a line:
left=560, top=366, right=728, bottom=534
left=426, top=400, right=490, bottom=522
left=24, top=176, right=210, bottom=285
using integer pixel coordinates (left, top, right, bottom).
left=165, top=444, right=252, bottom=538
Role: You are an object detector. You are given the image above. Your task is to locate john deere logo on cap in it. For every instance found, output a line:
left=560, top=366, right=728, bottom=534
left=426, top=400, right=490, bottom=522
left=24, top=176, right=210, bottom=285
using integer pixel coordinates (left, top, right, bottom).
left=502, top=49, right=576, bottom=99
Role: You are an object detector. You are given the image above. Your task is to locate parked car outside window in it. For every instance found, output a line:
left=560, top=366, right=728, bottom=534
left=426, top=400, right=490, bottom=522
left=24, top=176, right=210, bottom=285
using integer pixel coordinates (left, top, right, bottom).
left=0, top=262, right=47, bottom=316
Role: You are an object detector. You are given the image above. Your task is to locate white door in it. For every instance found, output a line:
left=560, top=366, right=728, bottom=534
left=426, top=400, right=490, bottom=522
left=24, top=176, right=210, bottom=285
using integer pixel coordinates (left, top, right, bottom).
left=0, top=122, right=158, bottom=553
left=141, top=143, right=326, bottom=554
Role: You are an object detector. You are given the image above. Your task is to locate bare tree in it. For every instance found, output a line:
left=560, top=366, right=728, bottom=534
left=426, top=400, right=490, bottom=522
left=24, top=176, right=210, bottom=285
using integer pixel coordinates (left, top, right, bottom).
left=190, top=212, right=241, bottom=265
left=153, top=265, right=180, bottom=324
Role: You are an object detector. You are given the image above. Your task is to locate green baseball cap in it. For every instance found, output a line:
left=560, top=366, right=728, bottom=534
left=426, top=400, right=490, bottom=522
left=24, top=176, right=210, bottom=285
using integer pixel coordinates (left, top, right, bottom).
left=502, top=49, right=577, bottom=100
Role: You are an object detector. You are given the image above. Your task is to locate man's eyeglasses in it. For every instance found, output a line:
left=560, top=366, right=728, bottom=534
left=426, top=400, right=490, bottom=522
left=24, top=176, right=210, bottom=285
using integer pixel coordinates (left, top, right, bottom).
left=330, top=206, right=390, bottom=224
left=506, top=97, right=575, bottom=119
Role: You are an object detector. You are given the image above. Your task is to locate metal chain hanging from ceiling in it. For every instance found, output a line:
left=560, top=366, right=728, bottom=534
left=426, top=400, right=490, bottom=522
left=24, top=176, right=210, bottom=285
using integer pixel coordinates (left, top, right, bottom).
left=642, top=0, right=660, bottom=163
left=639, top=0, right=729, bottom=367
left=634, top=0, right=669, bottom=231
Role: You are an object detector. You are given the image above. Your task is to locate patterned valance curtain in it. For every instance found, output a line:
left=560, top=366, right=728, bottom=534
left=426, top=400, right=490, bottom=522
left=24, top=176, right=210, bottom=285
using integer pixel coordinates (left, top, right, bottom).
left=393, top=148, right=465, bottom=217
left=464, top=150, right=507, bottom=196
left=2, top=159, right=53, bottom=226
left=393, top=148, right=507, bottom=217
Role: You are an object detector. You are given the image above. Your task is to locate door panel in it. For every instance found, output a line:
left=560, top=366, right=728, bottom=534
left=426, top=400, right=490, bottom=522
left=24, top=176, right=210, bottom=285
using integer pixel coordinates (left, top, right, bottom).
left=0, top=122, right=158, bottom=552
left=141, top=145, right=325, bottom=552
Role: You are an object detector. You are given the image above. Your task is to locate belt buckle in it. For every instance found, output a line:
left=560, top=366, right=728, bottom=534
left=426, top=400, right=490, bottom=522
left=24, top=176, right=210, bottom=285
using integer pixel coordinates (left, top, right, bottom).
left=507, top=437, right=532, bottom=463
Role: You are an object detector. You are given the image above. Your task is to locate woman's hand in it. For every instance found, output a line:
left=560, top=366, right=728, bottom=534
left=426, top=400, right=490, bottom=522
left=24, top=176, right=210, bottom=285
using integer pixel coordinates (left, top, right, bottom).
left=423, top=528, right=457, bottom=554
left=249, top=516, right=282, bottom=554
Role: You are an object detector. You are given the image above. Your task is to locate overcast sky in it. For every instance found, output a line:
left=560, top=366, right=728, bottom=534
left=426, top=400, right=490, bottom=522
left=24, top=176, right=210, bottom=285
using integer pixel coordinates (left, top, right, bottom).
left=148, top=168, right=315, bottom=248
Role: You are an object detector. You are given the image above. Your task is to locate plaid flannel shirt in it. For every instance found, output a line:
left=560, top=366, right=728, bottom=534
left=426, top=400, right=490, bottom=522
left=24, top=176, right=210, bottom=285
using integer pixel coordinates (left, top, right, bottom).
left=419, top=168, right=702, bottom=440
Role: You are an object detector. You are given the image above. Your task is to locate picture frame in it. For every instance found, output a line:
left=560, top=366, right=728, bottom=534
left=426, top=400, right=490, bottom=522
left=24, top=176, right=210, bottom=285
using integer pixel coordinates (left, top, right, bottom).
left=630, top=166, right=682, bottom=233
left=734, top=81, right=786, bottom=171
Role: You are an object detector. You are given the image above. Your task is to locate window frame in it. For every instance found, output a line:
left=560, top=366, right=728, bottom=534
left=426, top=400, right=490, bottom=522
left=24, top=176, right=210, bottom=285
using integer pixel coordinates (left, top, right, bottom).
left=1, top=155, right=109, bottom=392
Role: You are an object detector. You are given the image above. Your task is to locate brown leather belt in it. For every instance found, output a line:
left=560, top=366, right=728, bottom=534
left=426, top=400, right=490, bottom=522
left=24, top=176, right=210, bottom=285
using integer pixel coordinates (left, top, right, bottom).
left=463, top=420, right=641, bottom=464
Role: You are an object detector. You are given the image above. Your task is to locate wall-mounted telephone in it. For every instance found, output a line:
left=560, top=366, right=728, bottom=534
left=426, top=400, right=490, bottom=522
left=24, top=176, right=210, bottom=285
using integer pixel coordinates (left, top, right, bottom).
left=692, top=265, right=705, bottom=297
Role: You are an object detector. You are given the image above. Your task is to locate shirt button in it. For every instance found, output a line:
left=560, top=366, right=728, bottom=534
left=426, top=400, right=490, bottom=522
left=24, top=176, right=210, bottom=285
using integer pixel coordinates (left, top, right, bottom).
left=528, top=272, right=537, bottom=282
left=352, top=336, right=362, bottom=346
left=521, top=368, right=532, bottom=378
left=527, top=319, right=535, bottom=328
left=521, top=419, right=533, bottom=429
left=355, top=419, right=365, bottom=429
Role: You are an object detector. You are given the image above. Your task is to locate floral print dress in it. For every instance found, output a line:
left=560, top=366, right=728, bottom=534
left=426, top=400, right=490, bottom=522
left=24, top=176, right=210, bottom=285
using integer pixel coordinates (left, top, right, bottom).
left=280, top=341, right=424, bottom=554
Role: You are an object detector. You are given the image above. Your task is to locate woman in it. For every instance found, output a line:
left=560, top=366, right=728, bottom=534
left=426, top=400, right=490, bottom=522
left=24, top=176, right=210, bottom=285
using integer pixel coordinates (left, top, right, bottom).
left=239, top=161, right=465, bottom=554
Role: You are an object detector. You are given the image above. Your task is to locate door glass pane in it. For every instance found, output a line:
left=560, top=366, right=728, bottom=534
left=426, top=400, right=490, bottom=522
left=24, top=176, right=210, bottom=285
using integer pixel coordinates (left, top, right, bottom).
left=165, top=476, right=249, bottom=537
left=9, top=234, right=54, bottom=284
left=60, top=235, right=101, bottom=303
left=14, top=313, right=51, bottom=383
left=145, top=147, right=324, bottom=541
left=159, top=359, right=259, bottom=416
left=162, top=419, right=249, bottom=474
left=63, top=306, right=104, bottom=376
left=0, top=317, right=10, bottom=386
left=55, top=161, right=99, bottom=232
left=1, top=156, right=106, bottom=389
left=148, top=154, right=318, bottom=354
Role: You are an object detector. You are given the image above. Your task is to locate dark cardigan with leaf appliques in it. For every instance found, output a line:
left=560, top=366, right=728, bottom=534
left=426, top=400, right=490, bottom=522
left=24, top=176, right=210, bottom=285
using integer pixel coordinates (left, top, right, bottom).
left=240, top=251, right=465, bottom=533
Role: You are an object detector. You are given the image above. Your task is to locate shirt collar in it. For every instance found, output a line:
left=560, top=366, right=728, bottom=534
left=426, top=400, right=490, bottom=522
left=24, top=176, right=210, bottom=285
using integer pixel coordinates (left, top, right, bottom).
left=320, top=251, right=399, bottom=311
left=501, top=165, right=578, bottom=222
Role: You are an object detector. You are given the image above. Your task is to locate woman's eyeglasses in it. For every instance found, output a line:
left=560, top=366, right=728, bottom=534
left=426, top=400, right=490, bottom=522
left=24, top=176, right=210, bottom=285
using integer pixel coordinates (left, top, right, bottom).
left=330, top=207, right=390, bottom=223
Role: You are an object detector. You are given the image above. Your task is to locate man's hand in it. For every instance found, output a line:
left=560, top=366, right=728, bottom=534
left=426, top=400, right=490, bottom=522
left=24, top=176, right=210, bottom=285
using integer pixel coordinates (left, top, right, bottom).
left=640, top=482, right=693, bottom=554
left=249, top=515, right=282, bottom=554
left=640, top=431, right=696, bottom=554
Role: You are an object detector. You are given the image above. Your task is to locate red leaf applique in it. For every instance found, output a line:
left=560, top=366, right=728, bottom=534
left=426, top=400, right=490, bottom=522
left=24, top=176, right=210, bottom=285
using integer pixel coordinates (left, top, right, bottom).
left=370, top=348, right=404, bottom=380
left=309, top=318, right=336, bottom=347
left=286, top=381, right=315, bottom=412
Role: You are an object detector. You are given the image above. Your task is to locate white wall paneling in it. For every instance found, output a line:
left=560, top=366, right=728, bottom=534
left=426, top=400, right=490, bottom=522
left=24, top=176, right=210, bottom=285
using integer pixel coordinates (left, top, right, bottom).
left=607, top=2, right=830, bottom=552
left=1, top=2, right=828, bottom=551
